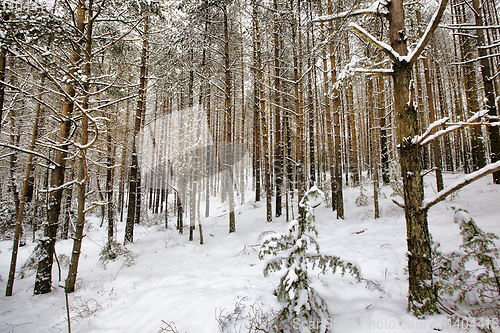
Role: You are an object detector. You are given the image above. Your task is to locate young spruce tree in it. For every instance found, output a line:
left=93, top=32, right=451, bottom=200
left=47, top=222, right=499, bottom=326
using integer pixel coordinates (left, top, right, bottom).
left=259, top=187, right=361, bottom=333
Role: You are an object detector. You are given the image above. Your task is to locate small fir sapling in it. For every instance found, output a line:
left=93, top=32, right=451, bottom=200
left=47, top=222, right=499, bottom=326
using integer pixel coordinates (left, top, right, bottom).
left=259, top=186, right=361, bottom=333
left=99, top=240, right=135, bottom=267
left=433, top=207, right=500, bottom=319
left=355, top=183, right=369, bottom=207
left=389, top=161, right=403, bottom=198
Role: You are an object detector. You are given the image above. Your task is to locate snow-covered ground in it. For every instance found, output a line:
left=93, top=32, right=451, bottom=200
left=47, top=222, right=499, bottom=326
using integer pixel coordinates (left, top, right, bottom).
left=0, top=173, right=498, bottom=333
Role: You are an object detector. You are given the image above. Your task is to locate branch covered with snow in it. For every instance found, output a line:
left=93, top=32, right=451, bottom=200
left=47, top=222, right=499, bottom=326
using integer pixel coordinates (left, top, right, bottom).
left=348, top=23, right=402, bottom=64
left=422, top=160, right=500, bottom=210
left=353, top=68, right=394, bottom=75
left=412, top=117, right=450, bottom=144
left=314, top=0, right=389, bottom=22
left=0, top=142, right=60, bottom=166
left=417, top=110, right=488, bottom=146
left=407, top=0, right=450, bottom=65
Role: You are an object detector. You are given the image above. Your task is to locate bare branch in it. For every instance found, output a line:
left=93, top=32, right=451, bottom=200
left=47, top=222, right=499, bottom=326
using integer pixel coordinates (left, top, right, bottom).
left=392, top=199, right=405, bottom=209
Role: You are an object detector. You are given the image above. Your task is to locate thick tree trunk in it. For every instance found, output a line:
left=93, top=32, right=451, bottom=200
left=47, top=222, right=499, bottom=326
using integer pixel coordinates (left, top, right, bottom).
left=390, top=0, right=437, bottom=315
left=394, top=61, right=436, bottom=315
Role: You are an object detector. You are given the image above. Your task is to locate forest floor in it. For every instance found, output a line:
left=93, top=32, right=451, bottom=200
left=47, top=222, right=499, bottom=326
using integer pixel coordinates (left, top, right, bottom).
left=0, top=172, right=499, bottom=333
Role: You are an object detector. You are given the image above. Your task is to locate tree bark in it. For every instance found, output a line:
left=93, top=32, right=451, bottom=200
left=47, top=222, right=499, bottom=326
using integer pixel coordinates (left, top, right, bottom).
left=327, top=0, right=344, bottom=218
left=273, top=0, right=283, bottom=218
left=66, top=0, right=95, bottom=292
left=5, top=70, right=43, bottom=296
left=124, top=17, right=149, bottom=244
left=472, top=0, right=500, bottom=183
left=34, top=0, right=85, bottom=295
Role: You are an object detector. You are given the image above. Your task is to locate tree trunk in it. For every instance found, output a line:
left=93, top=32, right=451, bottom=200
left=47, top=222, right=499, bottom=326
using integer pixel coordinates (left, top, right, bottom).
left=124, top=17, right=149, bottom=244
left=368, top=77, right=380, bottom=218
left=391, top=34, right=437, bottom=320
left=0, top=15, right=7, bottom=131
left=5, top=71, right=43, bottom=296
left=472, top=0, right=500, bottom=183
left=273, top=0, right=283, bottom=217
left=34, top=0, right=85, bottom=295
left=66, top=0, right=94, bottom=293
left=106, top=119, right=116, bottom=248
left=223, top=6, right=236, bottom=233
left=379, top=78, right=390, bottom=185
left=327, top=0, right=344, bottom=218
left=118, top=99, right=130, bottom=222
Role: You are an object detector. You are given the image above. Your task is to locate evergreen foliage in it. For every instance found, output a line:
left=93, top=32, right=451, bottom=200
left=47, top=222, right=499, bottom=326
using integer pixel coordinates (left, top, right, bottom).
left=99, top=240, right=135, bottom=268
left=355, top=184, right=369, bottom=207
left=433, top=207, right=500, bottom=320
left=259, top=186, right=361, bottom=333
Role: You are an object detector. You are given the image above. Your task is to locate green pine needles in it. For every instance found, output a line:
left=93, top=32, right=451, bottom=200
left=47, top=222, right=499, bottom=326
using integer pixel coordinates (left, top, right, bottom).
left=434, top=207, right=500, bottom=320
left=259, top=186, right=361, bottom=333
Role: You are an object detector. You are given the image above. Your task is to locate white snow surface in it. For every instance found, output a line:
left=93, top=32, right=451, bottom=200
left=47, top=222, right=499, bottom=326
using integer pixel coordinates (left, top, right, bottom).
left=0, top=173, right=499, bottom=333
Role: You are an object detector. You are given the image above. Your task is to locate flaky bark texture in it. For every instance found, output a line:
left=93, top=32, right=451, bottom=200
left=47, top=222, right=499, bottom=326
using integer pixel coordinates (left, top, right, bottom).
left=394, top=60, right=436, bottom=316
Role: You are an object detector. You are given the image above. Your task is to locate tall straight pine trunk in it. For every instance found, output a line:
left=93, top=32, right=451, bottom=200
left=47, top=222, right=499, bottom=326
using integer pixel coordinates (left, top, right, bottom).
left=125, top=17, right=149, bottom=244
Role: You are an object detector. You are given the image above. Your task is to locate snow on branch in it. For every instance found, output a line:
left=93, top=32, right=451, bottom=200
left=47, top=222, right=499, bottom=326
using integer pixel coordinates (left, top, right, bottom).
left=0, top=142, right=60, bottom=166
left=439, top=24, right=500, bottom=30
left=348, top=23, right=402, bottom=64
left=314, top=0, right=389, bottom=21
left=412, top=117, right=450, bottom=144
left=422, top=160, right=500, bottom=210
left=406, top=0, right=450, bottom=65
left=353, top=68, right=394, bottom=75
left=416, top=110, right=488, bottom=146
left=452, top=52, right=500, bottom=65
left=84, top=201, right=107, bottom=214
left=40, top=179, right=83, bottom=193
